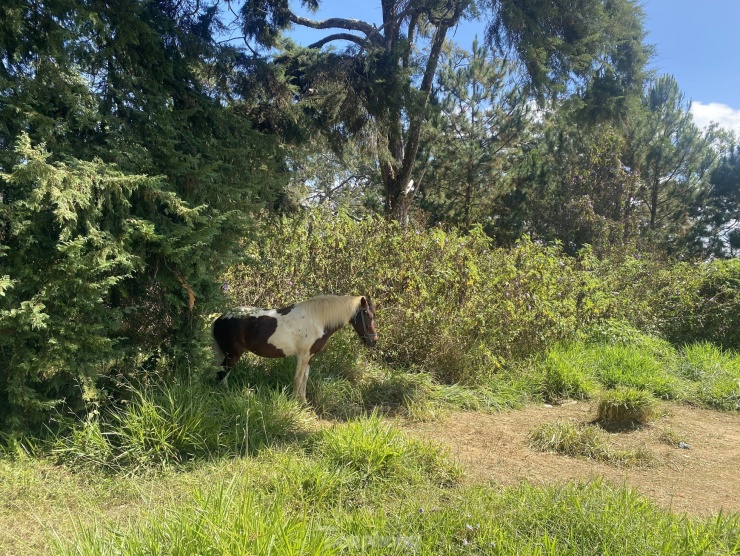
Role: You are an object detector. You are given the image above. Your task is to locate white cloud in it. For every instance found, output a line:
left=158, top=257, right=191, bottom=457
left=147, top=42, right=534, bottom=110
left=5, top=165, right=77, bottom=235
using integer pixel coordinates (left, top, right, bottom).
left=690, top=101, right=740, bottom=136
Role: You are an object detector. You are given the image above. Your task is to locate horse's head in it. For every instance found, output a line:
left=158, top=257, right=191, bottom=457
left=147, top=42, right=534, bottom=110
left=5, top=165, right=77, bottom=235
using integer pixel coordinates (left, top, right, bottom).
left=352, top=296, right=378, bottom=348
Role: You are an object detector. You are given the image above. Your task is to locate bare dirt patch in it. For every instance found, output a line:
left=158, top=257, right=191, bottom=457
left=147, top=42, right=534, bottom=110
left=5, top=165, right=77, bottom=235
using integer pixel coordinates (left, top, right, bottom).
left=405, top=402, right=740, bottom=516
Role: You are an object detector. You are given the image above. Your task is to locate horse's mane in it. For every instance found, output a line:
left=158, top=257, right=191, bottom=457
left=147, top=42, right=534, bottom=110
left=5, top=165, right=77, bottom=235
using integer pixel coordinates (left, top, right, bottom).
left=297, top=295, right=363, bottom=330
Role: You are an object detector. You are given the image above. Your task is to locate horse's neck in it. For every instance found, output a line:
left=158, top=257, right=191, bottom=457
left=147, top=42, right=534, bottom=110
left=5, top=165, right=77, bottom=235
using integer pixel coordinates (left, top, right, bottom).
left=303, top=295, right=359, bottom=332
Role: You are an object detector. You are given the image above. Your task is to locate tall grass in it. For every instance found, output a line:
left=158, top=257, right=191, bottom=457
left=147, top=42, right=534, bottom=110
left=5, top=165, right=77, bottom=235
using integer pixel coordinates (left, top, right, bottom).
left=536, top=323, right=740, bottom=411
left=51, top=382, right=313, bottom=473
left=57, top=484, right=336, bottom=556
left=680, top=343, right=740, bottom=411
left=309, top=413, right=461, bottom=488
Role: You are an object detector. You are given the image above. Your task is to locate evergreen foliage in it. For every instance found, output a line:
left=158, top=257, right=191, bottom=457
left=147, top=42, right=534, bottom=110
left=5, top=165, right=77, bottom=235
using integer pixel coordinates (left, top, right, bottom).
left=0, top=0, right=290, bottom=433
left=0, top=135, right=244, bottom=432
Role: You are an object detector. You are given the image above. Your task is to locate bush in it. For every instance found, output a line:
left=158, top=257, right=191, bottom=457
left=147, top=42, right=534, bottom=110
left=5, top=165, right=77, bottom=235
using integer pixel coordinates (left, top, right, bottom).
left=0, top=136, right=246, bottom=435
left=596, top=255, right=740, bottom=350
left=224, top=212, right=603, bottom=386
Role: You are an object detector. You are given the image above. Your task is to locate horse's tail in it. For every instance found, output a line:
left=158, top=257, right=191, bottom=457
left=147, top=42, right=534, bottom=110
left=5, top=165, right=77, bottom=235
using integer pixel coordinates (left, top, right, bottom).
left=211, top=318, right=225, bottom=366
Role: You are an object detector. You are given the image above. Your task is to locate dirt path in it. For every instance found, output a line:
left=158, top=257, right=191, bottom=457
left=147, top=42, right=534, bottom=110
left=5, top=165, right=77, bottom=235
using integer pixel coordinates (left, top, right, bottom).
left=405, top=402, right=740, bottom=516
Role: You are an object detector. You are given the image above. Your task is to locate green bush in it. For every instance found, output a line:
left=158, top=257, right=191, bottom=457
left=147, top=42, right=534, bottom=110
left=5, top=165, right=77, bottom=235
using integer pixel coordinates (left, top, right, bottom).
left=0, top=137, right=246, bottom=434
left=224, top=212, right=602, bottom=386
left=596, top=255, right=740, bottom=350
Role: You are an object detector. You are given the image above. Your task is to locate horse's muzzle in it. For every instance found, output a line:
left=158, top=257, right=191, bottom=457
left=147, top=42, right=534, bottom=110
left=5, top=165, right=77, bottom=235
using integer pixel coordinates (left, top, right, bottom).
left=365, top=334, right=378, bottom=348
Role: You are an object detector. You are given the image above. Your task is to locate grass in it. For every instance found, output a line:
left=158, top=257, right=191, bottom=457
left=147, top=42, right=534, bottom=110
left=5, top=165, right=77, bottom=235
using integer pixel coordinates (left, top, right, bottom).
left=50, top=381, right=314, bottom=474
left=309, top=413, right=461, bottom=488
left=535, top=323, right=740, bottom=411
left=680, top=342, right=740, bottom=411
left=4, top=448, right=736, bottom=556
left=1, top=375, right=738, bottom=555
left=204, top=321, right=739, bottom=419
left=596, top=388, right=660, bottom=426
left=4, top=324, right=740, bottom=554
left=529, top=421, right=655, bottom=467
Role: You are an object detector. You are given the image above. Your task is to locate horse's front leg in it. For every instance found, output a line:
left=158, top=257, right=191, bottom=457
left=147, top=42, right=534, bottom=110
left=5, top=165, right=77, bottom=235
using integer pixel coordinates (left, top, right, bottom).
left=293, top=352, right=311, bottom=403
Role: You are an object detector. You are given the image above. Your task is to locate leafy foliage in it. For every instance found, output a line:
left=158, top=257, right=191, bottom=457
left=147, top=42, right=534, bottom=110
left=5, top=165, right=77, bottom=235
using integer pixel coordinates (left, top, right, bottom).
left=0, top=0, right=289, bottom=434
left=1, top=137, right=222, bottom=432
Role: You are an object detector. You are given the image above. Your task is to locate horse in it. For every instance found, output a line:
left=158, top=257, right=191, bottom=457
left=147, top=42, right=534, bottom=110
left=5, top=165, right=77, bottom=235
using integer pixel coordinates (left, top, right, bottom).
left=211, top=295, right=378, bottom=402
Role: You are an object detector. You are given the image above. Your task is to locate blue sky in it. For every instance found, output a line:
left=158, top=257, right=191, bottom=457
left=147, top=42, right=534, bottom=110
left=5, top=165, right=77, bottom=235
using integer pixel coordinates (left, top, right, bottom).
left=644, top=0, right=740, bottom=134
left=287, top=0, right=740, bottom=135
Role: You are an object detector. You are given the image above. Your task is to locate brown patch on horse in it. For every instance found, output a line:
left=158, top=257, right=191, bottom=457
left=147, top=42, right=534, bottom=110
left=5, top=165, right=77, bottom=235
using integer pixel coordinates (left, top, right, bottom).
left=213, top=315, right=286, bottom=361
left=277, top=305, right=294, bottom=315
left=310, top=326, right=340, bottom=355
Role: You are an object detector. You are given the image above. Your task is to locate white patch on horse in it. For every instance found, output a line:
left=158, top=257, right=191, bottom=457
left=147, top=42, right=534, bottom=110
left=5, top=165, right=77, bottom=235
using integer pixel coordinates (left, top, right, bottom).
left=265, top=296, right=362, bottom=356
left=222, top=306, right=276, bottom=319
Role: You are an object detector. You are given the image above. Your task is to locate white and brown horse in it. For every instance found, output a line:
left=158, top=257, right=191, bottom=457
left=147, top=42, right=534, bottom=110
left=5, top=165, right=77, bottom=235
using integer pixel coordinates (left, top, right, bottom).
left=212, top=295, right=377, bottom=402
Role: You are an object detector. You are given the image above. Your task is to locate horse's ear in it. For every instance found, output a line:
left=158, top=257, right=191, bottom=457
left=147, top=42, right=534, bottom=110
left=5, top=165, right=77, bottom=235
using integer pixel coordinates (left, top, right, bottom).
left=360, top=296, right=368, bottom=308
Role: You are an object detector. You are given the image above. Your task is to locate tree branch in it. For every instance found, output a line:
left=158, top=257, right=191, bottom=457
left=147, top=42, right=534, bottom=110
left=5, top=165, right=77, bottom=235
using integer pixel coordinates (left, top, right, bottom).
left=288, top=13, right=377, bottom=37
left=308, top=33, right=369, bottom=48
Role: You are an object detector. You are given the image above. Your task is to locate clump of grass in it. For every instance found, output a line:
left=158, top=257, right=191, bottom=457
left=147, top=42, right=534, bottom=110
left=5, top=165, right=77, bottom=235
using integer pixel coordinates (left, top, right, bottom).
left=588, top=344, right=683, bottom=399
left=309, top=375, right=364, bottom=420
left=596, top=388, right=659, bottom=427
left=310, top=413, right=461, bottom=488
left=529, top=421, right=608, bottom=459
left=529, top=421, right=653, bottom=467
left=657, top=428, right=689, bottom=448
left=51, top=382, right=313, bottom=473
left=584, top=320, right=678, bottom=362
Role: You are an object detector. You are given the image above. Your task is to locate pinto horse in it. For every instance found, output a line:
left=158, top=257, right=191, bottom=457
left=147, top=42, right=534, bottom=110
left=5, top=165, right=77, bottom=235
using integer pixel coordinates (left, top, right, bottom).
left=211, top=295, right=377, bottom=402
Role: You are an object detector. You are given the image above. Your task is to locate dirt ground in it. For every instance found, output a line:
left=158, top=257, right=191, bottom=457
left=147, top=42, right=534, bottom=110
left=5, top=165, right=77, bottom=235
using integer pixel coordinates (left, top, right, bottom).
left=405, top=402, right=740, bottom=516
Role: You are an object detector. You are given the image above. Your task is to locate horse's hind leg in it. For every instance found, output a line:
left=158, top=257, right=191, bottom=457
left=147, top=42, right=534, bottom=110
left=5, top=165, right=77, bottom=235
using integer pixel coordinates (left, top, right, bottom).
left=293, top=353, right=311, bottom=403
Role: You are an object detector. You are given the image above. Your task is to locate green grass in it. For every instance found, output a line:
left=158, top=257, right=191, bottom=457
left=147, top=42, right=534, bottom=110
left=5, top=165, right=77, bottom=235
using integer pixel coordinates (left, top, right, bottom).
left=3, top=393, right=739, bottom=555
left=24, top=454, right=736, bottom=556
left=534, top=324, right=740, bottom=411
left=309, top=413, right=461, bottom=489
left=596, top=388, right=660, bottom=426
left=680, top=342, right=740, bottom=411
left=5, top=325, right=740, bottom=554
left=50, top=381, right=314, bottom=474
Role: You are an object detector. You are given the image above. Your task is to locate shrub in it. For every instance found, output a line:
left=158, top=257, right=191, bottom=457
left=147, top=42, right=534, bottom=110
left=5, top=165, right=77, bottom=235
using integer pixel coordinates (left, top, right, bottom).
left=596, top=255, right=740, bottom=350
left=224, top=212, right=601, bottom=387
left=0, top=136, right=246, bottom=435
